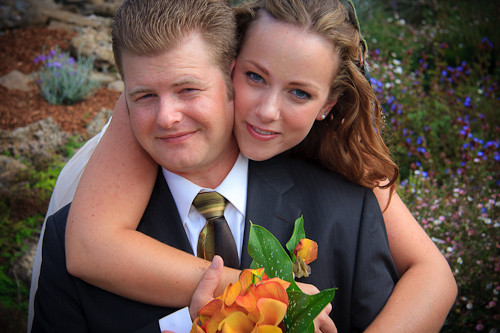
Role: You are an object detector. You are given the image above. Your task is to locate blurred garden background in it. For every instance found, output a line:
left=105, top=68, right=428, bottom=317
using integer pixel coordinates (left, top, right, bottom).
left=0, top=0, right=498, bottom=331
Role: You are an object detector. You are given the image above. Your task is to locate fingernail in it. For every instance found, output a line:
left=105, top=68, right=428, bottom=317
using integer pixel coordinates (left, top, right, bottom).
left=210, top=256, right=219, bottom=268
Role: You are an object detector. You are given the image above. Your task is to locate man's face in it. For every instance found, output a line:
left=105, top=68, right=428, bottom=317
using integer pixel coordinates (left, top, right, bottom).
left=123, top=33, right=238, bottom=186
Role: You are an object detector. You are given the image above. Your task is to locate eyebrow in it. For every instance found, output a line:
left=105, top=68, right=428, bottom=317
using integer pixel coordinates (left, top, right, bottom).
left=173, top=77, right=203, bottom=87
left=245, top=60, right=320, bottom=91
left=127, top=77, right=203, bottom=97
left=246, top=60, right=270, bottom=76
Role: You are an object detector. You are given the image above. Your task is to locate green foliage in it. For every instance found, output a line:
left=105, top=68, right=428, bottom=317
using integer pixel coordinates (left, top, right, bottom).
left=62, top=135, right=86, bottom=158
left=33, top=45, right=101, bottom=105
left=0, top=155, right=67, bottom=329
left=248, top=221, right=335, bottom=333
left=360, top=1, right=499, bottom=330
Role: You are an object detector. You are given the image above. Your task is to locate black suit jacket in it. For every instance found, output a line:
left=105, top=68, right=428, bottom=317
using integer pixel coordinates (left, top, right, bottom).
left=33, top=155, right=398, bottom=332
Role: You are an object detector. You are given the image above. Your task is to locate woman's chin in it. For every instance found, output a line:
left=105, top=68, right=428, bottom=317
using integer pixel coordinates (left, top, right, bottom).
left=239, top=146, right=274, bottom=162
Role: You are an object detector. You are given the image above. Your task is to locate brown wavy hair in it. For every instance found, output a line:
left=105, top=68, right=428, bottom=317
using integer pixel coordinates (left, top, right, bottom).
left=235, top=0, right=399, bottom=203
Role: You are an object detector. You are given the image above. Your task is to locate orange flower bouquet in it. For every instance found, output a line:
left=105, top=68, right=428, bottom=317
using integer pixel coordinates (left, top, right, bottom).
left=191, top=217, right=335, bottom=333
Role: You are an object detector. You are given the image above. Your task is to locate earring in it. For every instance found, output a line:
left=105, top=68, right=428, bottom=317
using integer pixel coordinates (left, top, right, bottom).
left=321, top=112, right=328, bottom=120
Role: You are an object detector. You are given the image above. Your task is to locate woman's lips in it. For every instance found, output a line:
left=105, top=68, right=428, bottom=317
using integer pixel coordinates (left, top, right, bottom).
left=246, top=123, right=278, bottom=141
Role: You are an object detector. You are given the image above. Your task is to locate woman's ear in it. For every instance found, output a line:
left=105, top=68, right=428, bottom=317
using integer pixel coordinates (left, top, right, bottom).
left=316, top=98, right=338, bottom=121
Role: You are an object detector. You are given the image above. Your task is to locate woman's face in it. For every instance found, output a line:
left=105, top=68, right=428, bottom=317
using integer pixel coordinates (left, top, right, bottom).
left=233, top=14, right=338, bottom=161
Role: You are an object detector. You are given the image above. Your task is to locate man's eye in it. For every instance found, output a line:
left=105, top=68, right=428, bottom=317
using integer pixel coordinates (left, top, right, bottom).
left=137, top=93, right=155, bottom=100
left=180, top=88, right=200, bottom=95
left=291, top=89, right=311, bottom=100
left=246, top=71, right=264, bottom=83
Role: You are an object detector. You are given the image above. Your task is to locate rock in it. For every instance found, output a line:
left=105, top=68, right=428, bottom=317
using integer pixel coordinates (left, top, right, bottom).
left=0, top=0, right=57, bottom=29
left=47, top=19, right=78, bottom=31
left=91, top=2, right=121, bottom=17
left=41, top=8, right=101, bottom=28
left=86, top=108, right=112, bottom=137
left=11, top=240, right=38, bottom=286
left=89, top=71, right=118, bottom=85
left=107, top=80, right=124, bottom=92
left=0, top=118, right=71, bottom=164
left=0, top=155, right=28, bottom=189
left=0, top=70, right=34, bottom=92
left=71, top=26, right=115, bottom=70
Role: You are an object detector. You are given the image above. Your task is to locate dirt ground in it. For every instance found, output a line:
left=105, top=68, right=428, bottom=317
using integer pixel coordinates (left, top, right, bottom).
left=0, top=27, right=121, bottom=134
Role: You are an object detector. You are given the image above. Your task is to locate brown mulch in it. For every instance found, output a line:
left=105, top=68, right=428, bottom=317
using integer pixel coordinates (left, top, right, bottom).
left=0, top=27, right=121, bottom=134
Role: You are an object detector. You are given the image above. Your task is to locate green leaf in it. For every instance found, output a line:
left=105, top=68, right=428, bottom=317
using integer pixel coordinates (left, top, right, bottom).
left=248, top=223, right=294, bottom=283
left=285, top=216, right=306, bottom=261
left=284, top=288, right=336, bottom=333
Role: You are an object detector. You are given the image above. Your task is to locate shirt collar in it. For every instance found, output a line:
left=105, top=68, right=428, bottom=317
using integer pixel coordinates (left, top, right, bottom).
left=162, top=153, right=249, bottom=220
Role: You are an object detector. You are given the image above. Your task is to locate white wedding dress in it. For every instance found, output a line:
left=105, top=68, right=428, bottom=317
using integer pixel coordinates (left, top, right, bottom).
left=27, top=118, right=111, bottom=332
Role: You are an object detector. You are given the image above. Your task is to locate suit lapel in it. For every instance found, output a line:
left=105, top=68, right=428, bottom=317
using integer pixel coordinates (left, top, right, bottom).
left=241, top=158, right=302, bottom=268
left=138, top=168, right=193, bottom=255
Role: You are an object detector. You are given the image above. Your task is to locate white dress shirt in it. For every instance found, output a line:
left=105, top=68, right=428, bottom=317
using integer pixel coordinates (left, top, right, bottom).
left=162, top=153, right=248, bottom=262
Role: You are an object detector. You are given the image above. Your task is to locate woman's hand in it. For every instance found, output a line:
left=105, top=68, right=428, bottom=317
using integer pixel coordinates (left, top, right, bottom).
left=296, top=282, right=337, bottom=333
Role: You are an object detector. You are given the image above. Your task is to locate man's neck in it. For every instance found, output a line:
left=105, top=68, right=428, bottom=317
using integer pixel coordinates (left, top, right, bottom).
left=172, top=143, right=240, bottom=189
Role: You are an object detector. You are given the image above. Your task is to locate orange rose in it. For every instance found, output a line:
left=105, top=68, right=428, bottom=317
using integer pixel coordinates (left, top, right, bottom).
left=191, top=268, right=290, bottom=333
left=293, top=239, right=318, bottom=278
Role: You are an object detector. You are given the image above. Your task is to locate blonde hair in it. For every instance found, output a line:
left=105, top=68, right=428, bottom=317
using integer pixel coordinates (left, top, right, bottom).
left=112, top=0, right=237, bottom=99
left=236, top=0, right=399, bottom=200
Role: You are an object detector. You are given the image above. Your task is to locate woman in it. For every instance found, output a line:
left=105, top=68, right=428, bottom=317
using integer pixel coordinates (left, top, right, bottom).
left=34, top=0, right=456, bottom=331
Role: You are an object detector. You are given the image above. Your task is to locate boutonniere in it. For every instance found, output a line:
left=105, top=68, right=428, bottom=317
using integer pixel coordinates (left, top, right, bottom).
left=191, top=217, right=335, bottom=333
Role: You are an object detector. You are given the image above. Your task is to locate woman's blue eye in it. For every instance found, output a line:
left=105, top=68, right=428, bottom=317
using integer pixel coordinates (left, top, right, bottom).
left=292, top=89, right=311, bottom=99
left=246, top=72, right=264, bottom=83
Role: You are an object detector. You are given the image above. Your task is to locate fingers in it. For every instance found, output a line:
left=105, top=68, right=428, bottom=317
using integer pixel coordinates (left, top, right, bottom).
left=296, top=282, right=336, bottom=332
left=313, top=308, right=337, bottom=333
left=189, top=256, right=224, bottom=320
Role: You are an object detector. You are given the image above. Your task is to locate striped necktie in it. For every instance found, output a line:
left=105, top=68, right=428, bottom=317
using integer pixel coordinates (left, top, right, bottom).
left=192, top=191, right=239, bottom=268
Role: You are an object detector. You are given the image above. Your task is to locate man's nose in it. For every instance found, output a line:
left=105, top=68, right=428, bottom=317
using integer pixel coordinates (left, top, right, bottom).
left=255, top=91, right=281, bottom=122
left=156, top=98, right=183, bottom=128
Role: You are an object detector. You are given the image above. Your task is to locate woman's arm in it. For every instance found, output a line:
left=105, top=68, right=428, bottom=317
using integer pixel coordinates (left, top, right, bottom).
left=365, top=186, right=457, bottom=332
left=65, top=93, right=240, bottom=306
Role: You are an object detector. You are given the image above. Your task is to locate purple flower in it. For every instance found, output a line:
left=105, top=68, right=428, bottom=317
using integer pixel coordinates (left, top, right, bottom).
left=476, top=323, right=484, bottom=331
left=417, top=147, right=427, bottom=153
left=464, top=97, right=471, bottom=107
left=481, top=37, right=493, bottom=48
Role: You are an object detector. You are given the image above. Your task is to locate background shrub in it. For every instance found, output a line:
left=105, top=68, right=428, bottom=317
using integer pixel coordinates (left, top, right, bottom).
left=355, top=1, right=499, bottom=331
left=33, top=46, right=101, bottom=105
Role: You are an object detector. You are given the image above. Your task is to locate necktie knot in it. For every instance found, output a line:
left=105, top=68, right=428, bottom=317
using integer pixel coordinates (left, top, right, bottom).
left=193, top=191, right=227, bottom=220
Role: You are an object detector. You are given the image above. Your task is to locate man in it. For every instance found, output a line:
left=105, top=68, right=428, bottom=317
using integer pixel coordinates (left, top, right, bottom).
left=32, top=0, right=398, bottom=332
